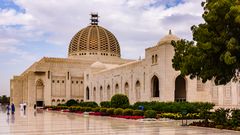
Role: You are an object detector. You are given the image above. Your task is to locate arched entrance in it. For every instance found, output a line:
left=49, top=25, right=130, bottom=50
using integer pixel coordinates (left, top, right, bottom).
left=100, top=86, right=103, bottom=101
left=151, top=75, right=159, bottom=97
left=36, top=79, right=44, bottom=107
left=124, top=82, right=129, bottom=97
left=175, top=75, right=186, bottom=102
left=115, top=84, right=119, bottom=94
left=93, top=87, right=96, bottom=101
left=135, top=81, right=141, bottom=101
left=86, top=87, right=90, bottom=100
left=107, top=85, right=111, bottom=100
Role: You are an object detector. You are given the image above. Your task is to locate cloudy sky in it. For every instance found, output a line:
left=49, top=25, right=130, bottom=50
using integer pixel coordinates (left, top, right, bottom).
left=0, top=0, right=204, bottom=96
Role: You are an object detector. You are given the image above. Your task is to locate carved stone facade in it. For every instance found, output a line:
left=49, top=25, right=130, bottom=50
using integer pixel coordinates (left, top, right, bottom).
left=10, top=16, right=240, bottom=108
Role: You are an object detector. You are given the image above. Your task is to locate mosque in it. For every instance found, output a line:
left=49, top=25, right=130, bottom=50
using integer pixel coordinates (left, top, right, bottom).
left=10, top=14, right=240, bottom=108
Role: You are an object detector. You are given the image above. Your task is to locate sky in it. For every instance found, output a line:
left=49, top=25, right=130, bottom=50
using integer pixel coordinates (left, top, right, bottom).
left=0, top=0, right=204, bottom=96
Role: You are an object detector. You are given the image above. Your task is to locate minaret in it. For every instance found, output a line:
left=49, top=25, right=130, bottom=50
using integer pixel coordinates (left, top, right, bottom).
left=90, top=13, right=99, bottom=25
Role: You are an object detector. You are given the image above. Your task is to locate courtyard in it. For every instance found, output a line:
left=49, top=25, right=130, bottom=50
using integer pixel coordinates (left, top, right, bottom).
left=0, top=106, right=239, bottom=135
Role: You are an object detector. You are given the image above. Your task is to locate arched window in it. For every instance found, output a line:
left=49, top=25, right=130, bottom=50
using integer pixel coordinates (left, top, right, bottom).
left=124, top=82, right=129, bottom=97
left=135, top=81, right=141, bottom=101
left=86, top=87, right=90, bottom=100
left=152, top=55, right=154, bottom=64
left=151, top=75, right=159, bottom=97
left=100, top=86, right=103, bottom=101
left=36, top=79, right=44, bottom=107
left=175, top=76, right=186, bottom=102
left=93, top=87, right=96, bottom=101
left=115, top=84, right=119, bottom=94
left=107, top=85, right=111, bottom=100
left=155, top=54, right=158, bottom=63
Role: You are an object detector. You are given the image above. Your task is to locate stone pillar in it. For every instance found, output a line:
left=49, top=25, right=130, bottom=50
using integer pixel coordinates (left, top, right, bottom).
left=44, top=71, right=52, bottom=106
left=66, top=71, right=71, bottom=101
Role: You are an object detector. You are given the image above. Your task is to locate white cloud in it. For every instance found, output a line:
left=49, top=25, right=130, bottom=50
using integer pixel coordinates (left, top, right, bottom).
left=0, top=0, right=205, bottom=95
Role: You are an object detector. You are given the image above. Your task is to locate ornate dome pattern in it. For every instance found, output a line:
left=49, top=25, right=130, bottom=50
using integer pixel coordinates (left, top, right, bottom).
left=68, top=25, right=121, bottom=57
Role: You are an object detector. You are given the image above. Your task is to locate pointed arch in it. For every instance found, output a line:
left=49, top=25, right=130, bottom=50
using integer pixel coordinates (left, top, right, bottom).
left=115, top=83, right=119, bottom=94
left=107, top=85, right=111, bottom=100
left=135, top=80, right=141, bottom=101
left=100, top=86, right=103, bottom=101
left=93, top=87, right=96, bottom=101
left=36, top=79, right=44, bottom=107
left=124, top=82, right=129, bottom=97
left=175, top=75, right=186, bottom=102
left=151, top=75, right=159, bottom=97
left=86, top=86, right=90, bottom=100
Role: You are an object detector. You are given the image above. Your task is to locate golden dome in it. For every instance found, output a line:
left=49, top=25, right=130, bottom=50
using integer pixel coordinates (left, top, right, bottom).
left=68, top=25, right=121, bottom=57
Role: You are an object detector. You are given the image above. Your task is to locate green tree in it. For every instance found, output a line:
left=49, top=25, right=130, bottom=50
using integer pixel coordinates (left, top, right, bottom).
left=110, top=94, right=129, bottom=108
left=172, top=0, right=240, bottom=85
left=1, top=95, right=9, bottom=104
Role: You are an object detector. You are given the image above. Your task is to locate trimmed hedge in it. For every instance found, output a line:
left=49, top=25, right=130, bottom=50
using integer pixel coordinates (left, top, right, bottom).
left=79, top=101, right=98, bottom=108
left=100, top=108, right=107, bottom=113
left=123, top=109, right=133, bottom=116
left=114, top=108, right=124, bottom=115
left=66, top=99, right=78, bottom=106
left=133, top=110, right=144, bottom=116
left=92, top=107, right=101, bottom=112
left=133, top=101, right=214, bottom=113
left=106, top=108, right=115, bottom=115
left=100, top=101, right=111, bottom=108
left=144, top=110, right=157, bottom=118
left=111, top=94, right=129, bottom=108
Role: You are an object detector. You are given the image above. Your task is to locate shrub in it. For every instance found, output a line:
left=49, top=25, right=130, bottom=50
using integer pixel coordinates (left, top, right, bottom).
left=79, top=101, right=98, bottom=108
left=66, top=99, right=78, bottom=107
left=144, top=110, right=157, bottom=118
left=84, top=107, right=92, bottom=112
left=92, top=107, right=101, bottom=112
left=123, top=109, right=133, bottom=116
left=106, top=108, right=115, bottom=115
left=69, top=106, right=80, bottom=112
left=114, top=108, right=124, bottom=115
left=111, top=94, right=129, bottom=108
left=210, top=108, right=230, bottom=126
left=100, top=108, right=107, bottom=113
left=100, top=101, right=111, bottom=108
left=133, top=110, right=144, bottom=116
left=229, top=109, right=240, bottom=127
left=132, top=101, right=214, bottom=113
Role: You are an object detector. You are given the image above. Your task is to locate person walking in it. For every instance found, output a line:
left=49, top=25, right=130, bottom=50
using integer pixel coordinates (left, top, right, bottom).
left=23, top=103, right=27, bottom=112
left=6, top=104, right=10, bottom=115
left=11, top=103, right=15, bottom=115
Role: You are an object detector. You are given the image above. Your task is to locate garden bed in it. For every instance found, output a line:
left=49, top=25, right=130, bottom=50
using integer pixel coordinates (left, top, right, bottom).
left=190, top=121, right=240, bottom=131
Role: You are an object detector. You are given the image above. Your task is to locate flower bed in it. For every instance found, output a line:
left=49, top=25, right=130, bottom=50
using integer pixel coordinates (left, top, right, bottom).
left=89, top=112, right=103, bottom=116
left=111, top=115, right=144, bottom=120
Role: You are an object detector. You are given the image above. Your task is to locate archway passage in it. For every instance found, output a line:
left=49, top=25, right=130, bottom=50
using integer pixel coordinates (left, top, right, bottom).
left=175, top=76, right=186, bottom=102
left=135, top=81, right=141, bottom=101
left=36, top=79, right=44, bottom=107
left=100, top=86, right=103, bottom=101
left=151, top=76, right=159, bottom=97
left=86, top=87, right=90, bottom=100
left=93, top=87, right=96, bottom=101
left=107, top=85, right=111, bottom=100
left=115, top=84, right=119, bottom=94
left=124, top=82, right=129, bottom=97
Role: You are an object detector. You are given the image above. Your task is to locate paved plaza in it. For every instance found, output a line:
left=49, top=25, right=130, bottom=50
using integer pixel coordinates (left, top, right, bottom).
left=0, top=106, right=239, bottom=135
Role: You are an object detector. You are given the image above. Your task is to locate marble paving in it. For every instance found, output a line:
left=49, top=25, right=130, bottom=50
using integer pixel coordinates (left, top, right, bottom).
left=0, top=106, right=239, bottom=135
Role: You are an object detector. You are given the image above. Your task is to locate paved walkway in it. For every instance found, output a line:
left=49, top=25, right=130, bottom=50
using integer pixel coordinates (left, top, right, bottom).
left=0, top=106, right=239, bottom=135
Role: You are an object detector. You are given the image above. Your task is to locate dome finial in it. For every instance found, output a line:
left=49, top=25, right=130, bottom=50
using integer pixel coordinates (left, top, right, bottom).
left=169, top=29, right=172, bottom=35
left=90, top=12, right=99, bottom=25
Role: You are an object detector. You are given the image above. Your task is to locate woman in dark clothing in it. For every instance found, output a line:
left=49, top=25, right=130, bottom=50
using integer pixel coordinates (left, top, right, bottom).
left=11, top=103, right=15, bottom=115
